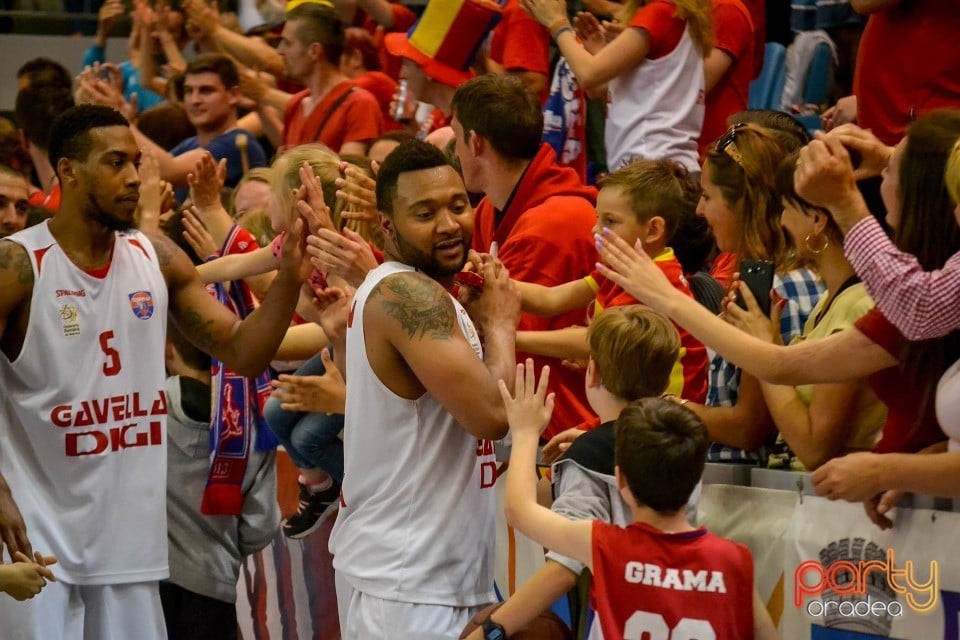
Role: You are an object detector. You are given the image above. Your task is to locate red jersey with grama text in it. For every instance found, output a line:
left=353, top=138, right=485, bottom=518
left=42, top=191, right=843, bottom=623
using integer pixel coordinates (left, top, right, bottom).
left=0, top=222, right=169, bottom=585
left=590, top=520, right=755, bottom=639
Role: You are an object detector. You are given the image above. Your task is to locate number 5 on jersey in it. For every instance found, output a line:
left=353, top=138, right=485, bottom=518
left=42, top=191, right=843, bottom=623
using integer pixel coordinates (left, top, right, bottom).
left=99, top=330, right=122, bottom=376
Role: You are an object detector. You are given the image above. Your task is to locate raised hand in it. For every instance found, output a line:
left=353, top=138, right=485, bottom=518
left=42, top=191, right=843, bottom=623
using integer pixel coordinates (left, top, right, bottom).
left=519, top=0, right=568, bottom=29
left=181, top=207, right=221, bottom=260
left=795, top=133, right=862, bottom=215
left=336, top=162, right=378, bottom=225
left=137, top=151, right=163, bottom=233
left=298, top=161, right=334, bottom=233
left=498, top=359, right=555, bottom=440
left=187, top=152, right=227, bottom=213
left=824, top=124, right=894, bottom=181
left=305, top=227, right=378, bottom=288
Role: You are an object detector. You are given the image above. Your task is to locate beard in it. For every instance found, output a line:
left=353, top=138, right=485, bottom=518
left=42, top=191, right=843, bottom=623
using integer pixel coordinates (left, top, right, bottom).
left=88, top=193, right=135, bottom=232
left=394, top=232, right=468, bottom=280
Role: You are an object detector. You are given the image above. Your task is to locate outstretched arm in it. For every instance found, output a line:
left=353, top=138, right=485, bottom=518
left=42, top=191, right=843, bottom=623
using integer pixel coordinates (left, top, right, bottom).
left=502, top=362, right=594, bottom=568
left=594, top=231, right=897, bottom=384
left=153, top=220, right=308, bottom=377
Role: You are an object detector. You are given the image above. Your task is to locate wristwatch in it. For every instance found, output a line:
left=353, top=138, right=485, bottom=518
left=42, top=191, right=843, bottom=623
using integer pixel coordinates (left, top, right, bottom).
left=482, top=616, right=507, bottom=640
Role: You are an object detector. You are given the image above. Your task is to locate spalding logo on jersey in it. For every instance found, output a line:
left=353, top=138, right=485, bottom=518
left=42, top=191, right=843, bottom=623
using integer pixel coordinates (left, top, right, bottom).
left=128, top=291, right=155, bottom=319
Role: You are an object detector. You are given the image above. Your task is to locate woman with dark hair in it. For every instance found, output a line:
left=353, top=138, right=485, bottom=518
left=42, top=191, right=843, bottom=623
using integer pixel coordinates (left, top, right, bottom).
left=594, top=109, right=960, bottom=526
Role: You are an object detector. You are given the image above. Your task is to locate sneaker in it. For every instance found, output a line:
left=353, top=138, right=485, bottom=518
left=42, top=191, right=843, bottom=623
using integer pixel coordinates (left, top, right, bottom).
left=282, top=481, right=340, bottom=539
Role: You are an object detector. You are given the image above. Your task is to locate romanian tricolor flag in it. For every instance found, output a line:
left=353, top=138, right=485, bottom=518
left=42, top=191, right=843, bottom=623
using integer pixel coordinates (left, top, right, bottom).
left=386, top=0, right=504, bottom=87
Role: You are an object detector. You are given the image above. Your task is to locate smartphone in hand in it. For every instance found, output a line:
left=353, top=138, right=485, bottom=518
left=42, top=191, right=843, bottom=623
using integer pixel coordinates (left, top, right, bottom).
left=736, top=260, right=775, bottom=317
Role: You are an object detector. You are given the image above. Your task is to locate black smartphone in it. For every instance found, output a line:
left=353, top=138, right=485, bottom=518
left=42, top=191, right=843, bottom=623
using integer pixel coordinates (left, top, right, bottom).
left=736, top=260, right=775, bottom=317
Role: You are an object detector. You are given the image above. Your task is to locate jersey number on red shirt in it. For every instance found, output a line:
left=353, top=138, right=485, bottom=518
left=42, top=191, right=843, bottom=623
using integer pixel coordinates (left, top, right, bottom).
left=625, top=611, right=715, bottom=639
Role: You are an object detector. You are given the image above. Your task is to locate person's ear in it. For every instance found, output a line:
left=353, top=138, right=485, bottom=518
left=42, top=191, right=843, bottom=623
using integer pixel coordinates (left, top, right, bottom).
left=57, top=157, right=77, bottom=186
left=644, top=215, right=666, bottom=245
left=309, top=41, right=324, bottom=63
left=227, top=85, right=239, bottom=107
left=468, top=130, right=484, bottom=158
left=379, top=212, right=395, bottom=242
left=586, top=358, right=601, bottom=389
left=810, top=210, right=830, bottom=236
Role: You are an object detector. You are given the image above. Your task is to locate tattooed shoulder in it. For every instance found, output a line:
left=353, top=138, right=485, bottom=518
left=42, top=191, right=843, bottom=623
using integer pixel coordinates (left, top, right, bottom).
left=0, top=240, right=35, bottom=287
left=146, top=233, right=177, bottom=270
left=371, top=272, right=455, bottom=341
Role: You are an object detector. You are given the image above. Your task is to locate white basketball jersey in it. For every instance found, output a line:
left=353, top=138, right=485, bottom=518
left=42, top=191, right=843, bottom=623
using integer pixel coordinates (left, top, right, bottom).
left=0, top=222, right=169, bottom=585
left=329, top=262, right=498, bottom=607
left=605, top=26, right=705, bottom=173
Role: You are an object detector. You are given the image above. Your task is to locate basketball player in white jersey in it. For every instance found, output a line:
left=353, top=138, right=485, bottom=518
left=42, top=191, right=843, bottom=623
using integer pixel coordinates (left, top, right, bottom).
left=0, top=105, right=311, bottom=638
left=328, top=140, right=520, bottom=638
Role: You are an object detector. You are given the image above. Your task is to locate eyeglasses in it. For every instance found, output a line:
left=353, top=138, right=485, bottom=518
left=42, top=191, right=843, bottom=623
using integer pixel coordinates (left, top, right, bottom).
left=713, top=122, right=750, bottom=168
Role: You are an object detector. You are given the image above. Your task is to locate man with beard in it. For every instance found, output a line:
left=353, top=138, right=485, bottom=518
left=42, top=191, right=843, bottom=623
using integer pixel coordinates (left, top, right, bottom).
left=327, top=140, right=520, bottom=638
left=0, top=105, right=310, bottom=638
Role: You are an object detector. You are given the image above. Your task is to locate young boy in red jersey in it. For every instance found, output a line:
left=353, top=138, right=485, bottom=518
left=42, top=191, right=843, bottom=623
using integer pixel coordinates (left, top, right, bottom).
left=512, top=158, right=708, bottom=406
left=492, top=363, right=778, bottom=640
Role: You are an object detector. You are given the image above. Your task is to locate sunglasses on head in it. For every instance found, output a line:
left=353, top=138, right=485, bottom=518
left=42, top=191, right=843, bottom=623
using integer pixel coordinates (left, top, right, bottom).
left=713, top=122, right=750, bottom=167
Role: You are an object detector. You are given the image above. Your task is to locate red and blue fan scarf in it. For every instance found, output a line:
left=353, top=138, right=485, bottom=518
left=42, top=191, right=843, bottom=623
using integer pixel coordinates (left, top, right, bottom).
left=202, top=225, right=279, bottom=515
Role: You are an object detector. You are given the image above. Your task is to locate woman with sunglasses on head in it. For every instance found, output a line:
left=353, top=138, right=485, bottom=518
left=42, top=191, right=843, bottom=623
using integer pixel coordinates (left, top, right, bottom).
left=520, top=0, right=712, bottom=175
left=594, top=110, right=960, bottom=526
left=691, top=123, right=826, bottom=465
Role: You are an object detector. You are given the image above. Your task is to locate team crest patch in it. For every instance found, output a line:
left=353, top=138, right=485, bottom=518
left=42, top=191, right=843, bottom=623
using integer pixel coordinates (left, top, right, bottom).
left=60, top=303, right=80, bottom=336
left=128, top=291, right=155, bottom=319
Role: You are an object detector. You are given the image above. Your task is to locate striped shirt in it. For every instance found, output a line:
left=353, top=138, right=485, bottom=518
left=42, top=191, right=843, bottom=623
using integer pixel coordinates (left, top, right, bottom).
left=846, top=215, right=960, bottom=341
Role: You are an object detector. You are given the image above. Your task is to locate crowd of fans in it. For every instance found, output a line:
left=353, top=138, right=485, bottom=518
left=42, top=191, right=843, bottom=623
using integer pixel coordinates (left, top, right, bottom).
left=0, top=0, right=959, bottom=638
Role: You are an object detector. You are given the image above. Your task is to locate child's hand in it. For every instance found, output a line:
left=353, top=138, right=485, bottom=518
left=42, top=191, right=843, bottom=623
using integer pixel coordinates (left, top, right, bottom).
left=187, top=152, right=227, bottom=212
left=271, top=349, right=345, bottom=415
left=498, top=359, right=555, bottom=441
left=541, top=427, right=585, bottom=465
left=182, top=207, right=220, bottom=261
left=298, top=161, right=334, bottom=232
left=1, top=552, right=57, bottom=601
left=336, top=162, right=378, bottom=225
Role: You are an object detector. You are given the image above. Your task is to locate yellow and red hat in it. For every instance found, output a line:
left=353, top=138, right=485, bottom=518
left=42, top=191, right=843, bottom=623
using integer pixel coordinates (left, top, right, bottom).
left=385, top=0, right=504, bottom=88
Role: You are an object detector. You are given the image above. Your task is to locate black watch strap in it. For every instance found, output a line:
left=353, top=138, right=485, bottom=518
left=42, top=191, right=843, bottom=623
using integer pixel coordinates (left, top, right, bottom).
left=482, top=615, right=507, bottom=640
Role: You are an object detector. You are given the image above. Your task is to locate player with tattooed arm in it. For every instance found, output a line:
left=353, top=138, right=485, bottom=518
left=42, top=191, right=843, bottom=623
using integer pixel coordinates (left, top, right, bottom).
left=0, top=105, right=311, bottom=638
left=328, top=139, right=521, bottom=638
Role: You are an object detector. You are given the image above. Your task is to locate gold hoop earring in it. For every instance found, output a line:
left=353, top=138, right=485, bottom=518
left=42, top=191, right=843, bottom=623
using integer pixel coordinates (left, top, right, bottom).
left=804, top=233, right=829, bottom=255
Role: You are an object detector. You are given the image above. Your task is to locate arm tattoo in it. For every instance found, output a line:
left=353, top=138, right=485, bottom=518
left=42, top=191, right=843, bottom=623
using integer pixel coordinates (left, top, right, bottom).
left=148, top=233, right=176, bottom=270
left=15, top=251, right=32, bottom=286
left=0, top=241, right=34, bottom=286
left=177, top=309, right=229, bottom=356
left=372, top=273, right=456, bottom=340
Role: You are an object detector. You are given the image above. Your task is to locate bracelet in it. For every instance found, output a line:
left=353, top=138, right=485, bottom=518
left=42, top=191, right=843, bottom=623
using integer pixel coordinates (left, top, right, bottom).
left=552, top=25, right=574, bottom=42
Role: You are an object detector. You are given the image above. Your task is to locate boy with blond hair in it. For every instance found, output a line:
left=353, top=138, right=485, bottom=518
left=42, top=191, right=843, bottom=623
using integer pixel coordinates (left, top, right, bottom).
left=492, top=373, right=778, bottom=640
left=466, top=306, right=690, bottom=640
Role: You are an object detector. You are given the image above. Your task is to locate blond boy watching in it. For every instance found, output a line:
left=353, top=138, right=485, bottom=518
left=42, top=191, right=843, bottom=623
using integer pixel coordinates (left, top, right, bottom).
left=466, top=306, right=686, bottom=639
